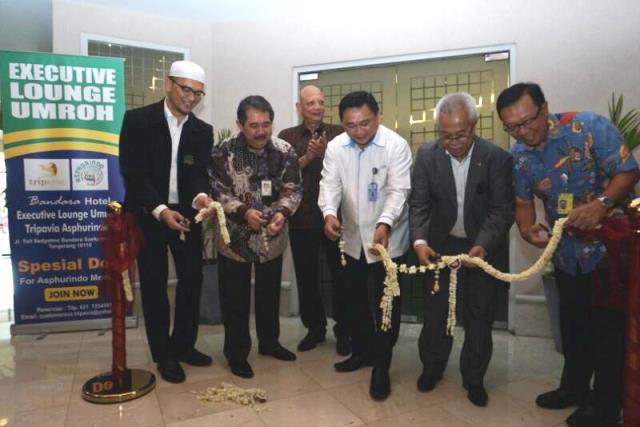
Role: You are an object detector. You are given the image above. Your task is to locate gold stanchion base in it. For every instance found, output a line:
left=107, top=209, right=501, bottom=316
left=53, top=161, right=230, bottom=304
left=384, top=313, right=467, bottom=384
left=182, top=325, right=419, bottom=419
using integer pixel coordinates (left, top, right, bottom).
left=82, top=368, right=156, bottom=404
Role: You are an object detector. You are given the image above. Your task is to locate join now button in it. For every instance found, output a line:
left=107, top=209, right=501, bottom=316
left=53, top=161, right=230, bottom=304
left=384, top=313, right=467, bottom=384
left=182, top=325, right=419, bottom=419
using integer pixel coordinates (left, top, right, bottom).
left=44, top=286, right=99, bottom=302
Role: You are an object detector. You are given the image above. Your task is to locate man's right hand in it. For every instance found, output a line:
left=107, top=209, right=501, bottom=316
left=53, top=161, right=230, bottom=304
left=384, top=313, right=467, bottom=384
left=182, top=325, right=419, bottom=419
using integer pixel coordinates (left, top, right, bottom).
left=244, top=208, right=267, bottom=231
left=520, top=224, right=550, bottom=248
left=159, top=209, right=190, bottom=232
left=414, top=243, right=437, bottom=266
left=324, top=215, right=342, bottom=241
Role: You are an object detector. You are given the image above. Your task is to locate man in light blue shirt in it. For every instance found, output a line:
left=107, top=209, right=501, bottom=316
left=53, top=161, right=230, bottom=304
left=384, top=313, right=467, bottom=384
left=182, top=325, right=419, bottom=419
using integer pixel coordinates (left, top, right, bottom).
left=319, top=91, right=412, bottom=401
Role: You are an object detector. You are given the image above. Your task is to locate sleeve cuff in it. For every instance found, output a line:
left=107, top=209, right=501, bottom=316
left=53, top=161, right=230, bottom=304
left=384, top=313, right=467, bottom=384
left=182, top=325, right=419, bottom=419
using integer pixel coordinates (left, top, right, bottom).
left=377, top=215, right=393, bottom=227
left=322, top=208, right=338, bottom=219
left=152, top=204, right=168, bottom=221
left=413, top=239, right=428, bottom=248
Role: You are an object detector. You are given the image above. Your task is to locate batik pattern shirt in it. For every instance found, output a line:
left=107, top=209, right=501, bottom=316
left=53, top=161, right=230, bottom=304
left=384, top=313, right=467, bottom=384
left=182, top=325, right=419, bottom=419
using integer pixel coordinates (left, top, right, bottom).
left=512, top=112, right=638, bottom=274
left=209, top=134, right=302, bottom=263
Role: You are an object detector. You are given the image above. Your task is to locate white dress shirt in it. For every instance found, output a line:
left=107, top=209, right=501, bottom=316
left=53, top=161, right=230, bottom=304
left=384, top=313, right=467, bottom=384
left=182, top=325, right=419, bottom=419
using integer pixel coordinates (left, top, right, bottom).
left=151, top=101, right=208, bottom=220
left=447, top=143, right=474, bottom=238
left=319, top=125, right=411, bottom=263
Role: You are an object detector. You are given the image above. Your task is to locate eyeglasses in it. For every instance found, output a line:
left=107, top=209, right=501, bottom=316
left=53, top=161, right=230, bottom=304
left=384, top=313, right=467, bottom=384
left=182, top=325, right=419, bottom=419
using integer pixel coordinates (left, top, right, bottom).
left=502, top=106, right=542, bottom=133
left=169, top=77, right=205, bottom=99
left=440, top=127, right=474, bottom=143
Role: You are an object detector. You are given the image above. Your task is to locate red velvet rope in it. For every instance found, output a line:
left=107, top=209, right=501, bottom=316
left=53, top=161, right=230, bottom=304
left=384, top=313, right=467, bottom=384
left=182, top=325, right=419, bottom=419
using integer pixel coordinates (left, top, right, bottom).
left=100, top=212, right=143, bottom=381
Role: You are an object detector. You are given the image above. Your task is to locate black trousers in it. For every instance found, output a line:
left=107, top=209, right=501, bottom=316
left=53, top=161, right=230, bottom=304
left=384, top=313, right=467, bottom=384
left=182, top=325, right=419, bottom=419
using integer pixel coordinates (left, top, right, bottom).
left=344, top=249, right=403, bottom=370
left=218, top=254, right=283, bottom=363
left=555, top=267, right=624, bottom=414
left=289, top=229, right=349, bottom=338
left=137, top=215, right=203, bottom=364
left=419, top=236, right=497, bottom=386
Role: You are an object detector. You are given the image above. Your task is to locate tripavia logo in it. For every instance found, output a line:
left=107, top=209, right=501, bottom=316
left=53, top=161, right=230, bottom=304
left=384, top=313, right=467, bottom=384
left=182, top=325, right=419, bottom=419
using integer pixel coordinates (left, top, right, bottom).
left=23, top=159, right=70, bottom=191
left=72, top=159, right=108, bottom=191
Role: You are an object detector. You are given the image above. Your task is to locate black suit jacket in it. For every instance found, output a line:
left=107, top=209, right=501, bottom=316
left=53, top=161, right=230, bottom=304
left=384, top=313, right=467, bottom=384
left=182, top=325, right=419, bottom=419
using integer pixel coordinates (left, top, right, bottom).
left=409, top=137, right=514, bottom=258
left=119, top=100, right=213, bottom=219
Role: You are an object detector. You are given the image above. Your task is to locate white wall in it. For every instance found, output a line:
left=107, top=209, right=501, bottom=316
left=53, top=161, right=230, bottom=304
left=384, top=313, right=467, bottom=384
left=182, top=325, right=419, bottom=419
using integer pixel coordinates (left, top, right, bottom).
left=52, top=0, right=640, bottom=300
left=52, top=0, right=215, bottom=119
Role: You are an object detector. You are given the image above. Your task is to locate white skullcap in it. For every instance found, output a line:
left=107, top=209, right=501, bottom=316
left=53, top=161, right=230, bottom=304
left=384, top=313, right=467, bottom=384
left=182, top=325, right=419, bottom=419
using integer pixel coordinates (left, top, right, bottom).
left=169, top=60, right=206, bottom=84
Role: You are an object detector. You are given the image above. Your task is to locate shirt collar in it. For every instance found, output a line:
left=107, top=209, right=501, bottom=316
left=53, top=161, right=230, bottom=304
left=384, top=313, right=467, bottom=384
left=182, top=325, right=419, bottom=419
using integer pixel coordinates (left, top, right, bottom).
left=164, top=99, right=189, bottom=127
left=343, top=125, right=384, bottom=148
left=444, top=139, right=475, bottom=163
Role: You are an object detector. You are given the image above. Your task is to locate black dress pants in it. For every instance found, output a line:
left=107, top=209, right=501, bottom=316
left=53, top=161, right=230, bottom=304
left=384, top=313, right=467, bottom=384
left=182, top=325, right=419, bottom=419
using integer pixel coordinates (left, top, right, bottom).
left=289, top=228, right=349, bottom=338
left=345, top=249, right=403, bottom=370
left=218, top=254, right=283, bottom=363
left=555, top=267, right=624, bottom=415
left=419, top=236, right=497, bottom=386
left=137, top=215, right=203, bottom=364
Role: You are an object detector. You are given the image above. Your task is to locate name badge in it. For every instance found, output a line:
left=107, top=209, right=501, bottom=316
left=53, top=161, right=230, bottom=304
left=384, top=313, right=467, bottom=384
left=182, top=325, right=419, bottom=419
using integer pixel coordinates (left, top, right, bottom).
left=261, top=180, right=272, bottom=197
left=557, top=192, right=574, bottom=214
left=368, top=182, right=378, bottom=202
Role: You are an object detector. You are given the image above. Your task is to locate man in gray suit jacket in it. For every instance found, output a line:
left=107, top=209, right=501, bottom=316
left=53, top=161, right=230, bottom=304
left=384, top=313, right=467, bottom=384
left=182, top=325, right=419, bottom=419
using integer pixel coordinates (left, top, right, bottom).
left=409, top=92, right=514, bottom=407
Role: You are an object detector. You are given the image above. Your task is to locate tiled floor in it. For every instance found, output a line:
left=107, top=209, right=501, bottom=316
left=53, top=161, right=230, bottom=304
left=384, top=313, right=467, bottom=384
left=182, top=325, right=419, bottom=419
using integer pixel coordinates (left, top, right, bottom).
left=0, top=317, right=573, bottom=426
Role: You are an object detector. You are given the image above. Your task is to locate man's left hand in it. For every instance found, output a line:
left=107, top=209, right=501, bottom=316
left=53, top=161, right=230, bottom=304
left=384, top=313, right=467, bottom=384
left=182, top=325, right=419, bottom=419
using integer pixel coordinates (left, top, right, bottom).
left=266, top=212, right=286, bottom=237
left=565, top=200, right=608, bottom=230
left=463, top=245, right=487, bottom=268
left=370, top=223, right=390, bottom=255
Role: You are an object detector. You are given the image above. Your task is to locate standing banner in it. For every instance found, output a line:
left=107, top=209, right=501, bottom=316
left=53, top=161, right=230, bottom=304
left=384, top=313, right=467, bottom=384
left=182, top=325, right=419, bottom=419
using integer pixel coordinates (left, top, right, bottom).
left=0, top=51, right=132, bottom=334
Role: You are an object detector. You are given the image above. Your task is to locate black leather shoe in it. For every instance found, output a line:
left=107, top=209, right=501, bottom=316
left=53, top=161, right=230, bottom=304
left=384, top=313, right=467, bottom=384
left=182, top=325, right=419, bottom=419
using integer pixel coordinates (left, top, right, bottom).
left=369, top=367, right=391, bottom=401
left=157, top=358, right=185, bottom=383
left=536, top=388, right=587, bottom=409
left=297, top=331, right=326, bottom=352
left=467, top=384, right=488, bottom=407
left=229, top=360, right=254, bottom=379
left=176, top=348, right=213, bottom=366
left=259, top=343, right=297, bottom=361
left=334, top=355, right=372, bottom=372
left=336, top=336, right=352, bottom=356
left=417, top=373, right=442, bottom=392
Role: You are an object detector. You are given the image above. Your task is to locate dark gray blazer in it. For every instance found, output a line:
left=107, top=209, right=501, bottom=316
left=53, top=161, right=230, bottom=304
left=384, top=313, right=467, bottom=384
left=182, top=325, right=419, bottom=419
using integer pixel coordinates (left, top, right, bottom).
left=409, top=137, right=514, bottom=258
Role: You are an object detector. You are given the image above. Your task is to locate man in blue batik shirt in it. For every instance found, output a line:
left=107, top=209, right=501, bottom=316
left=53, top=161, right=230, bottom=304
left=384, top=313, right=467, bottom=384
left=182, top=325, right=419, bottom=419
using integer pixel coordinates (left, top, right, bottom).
left=498, top=82, right=639, bottom=427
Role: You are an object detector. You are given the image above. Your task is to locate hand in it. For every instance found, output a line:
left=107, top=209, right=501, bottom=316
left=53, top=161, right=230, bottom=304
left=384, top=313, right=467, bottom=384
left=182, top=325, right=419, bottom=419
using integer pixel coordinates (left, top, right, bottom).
left=159, top=208, right=190, bottom=232
left=307, top=131, right=327, bottom=158
left=414, top=243, right=437, bottom=266
left=520, top=223, right=551, bottom=248
left=464, top=245, right=487, bottom=268
left=369, top=223, right=390, bottom=255
left=324, top=215, right=342, bottom=241
left=266, top=212, right=286, bottom=236
left=194, top=195, right=214, bottom=211
left=244, top=208, right=267, bottom=231
left=565, top=200, right=608, bottom=231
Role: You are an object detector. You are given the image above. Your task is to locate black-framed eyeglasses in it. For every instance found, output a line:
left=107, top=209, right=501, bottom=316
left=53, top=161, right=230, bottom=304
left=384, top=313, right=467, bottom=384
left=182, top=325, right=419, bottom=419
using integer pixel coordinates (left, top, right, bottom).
left=502, top=106, right=543, bottom=133
left=169, top=77, right=205, bottom=99
left=439, top=127, right=474, bottom=143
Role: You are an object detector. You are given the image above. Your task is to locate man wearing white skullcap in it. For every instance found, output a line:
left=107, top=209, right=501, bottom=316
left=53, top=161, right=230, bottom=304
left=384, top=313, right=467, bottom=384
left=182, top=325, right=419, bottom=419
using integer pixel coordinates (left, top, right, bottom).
left=119, top=60, right=215, bottom=383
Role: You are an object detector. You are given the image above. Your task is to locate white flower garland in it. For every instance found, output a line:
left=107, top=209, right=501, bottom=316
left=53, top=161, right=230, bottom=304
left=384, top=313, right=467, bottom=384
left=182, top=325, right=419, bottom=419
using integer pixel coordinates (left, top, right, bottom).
left=371, top=218, right=567, bottom=333
left=193, top=382, right=267, bottom=407
left=195, top=201, right=231, bottom=245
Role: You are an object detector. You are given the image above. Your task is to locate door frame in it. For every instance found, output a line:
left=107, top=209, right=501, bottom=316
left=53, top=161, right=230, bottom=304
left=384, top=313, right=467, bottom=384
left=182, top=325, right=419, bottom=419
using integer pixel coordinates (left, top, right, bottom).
left=291, top=44, right=519, bottom=331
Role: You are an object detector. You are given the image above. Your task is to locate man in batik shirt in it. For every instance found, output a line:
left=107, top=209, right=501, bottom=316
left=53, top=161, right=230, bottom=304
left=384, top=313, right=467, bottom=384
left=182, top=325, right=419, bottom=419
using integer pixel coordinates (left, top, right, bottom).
left=209, top=95, right=302, bottom=379
left=498, top=82, right=639, bottom=427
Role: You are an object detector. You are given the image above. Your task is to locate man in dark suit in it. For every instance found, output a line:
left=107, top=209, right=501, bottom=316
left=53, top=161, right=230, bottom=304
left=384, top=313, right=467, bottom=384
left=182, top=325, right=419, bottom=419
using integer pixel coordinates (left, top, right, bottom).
left=278, top=85, right=350, bottom=355
left=409, top=92, right=514, bottom=406
left=119, top=60, right=215, bottom=383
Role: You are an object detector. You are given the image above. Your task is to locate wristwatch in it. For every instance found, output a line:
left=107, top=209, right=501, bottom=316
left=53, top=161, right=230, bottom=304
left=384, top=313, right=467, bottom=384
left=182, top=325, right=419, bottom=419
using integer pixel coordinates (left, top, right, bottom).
left=596, top=195, right=614, bottom=209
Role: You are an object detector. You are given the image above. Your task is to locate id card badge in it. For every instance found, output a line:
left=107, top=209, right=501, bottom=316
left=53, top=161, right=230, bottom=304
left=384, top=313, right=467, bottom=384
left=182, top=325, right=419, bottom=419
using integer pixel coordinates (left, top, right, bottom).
left=368, top=182, right=378, bottom=202
left=557, top=192, right=574, bottom=215
left=261, top=180, right=272, bottom=197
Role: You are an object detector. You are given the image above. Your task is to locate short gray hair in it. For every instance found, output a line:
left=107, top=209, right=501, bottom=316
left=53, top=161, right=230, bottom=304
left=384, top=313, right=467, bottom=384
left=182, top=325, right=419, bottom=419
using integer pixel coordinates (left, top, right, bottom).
left=435, top=92, right=478, bottom=124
